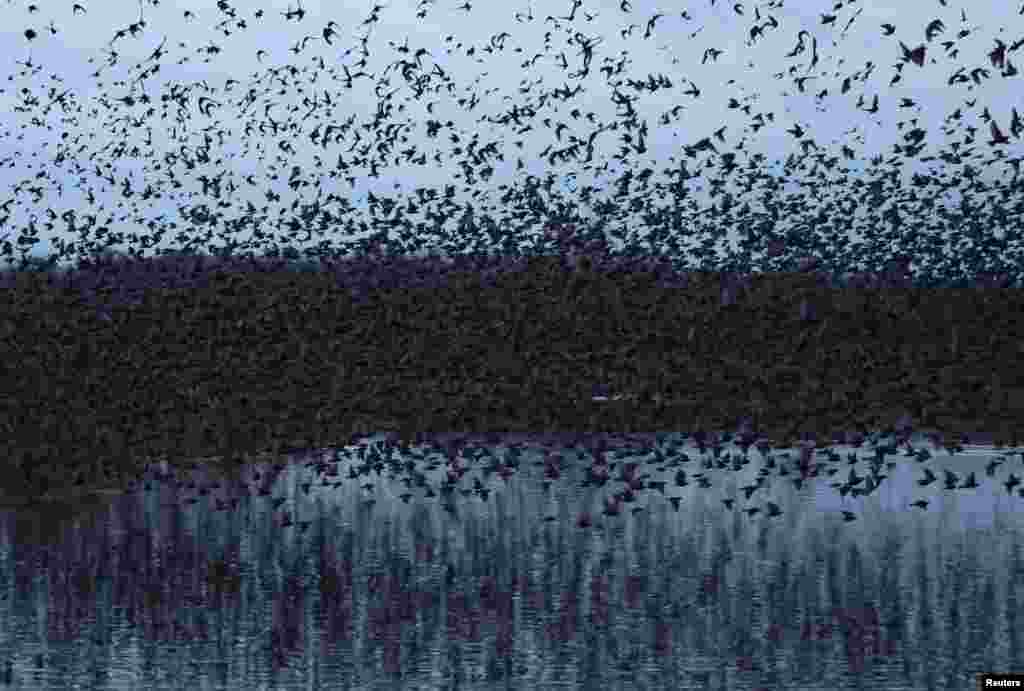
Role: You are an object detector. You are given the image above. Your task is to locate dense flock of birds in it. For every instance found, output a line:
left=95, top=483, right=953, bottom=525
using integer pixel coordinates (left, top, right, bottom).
left=0, top=0, right=1022, bottom=290
left=1, top=0, right=1024, bottom=513
left=3, top=11, right=1024, bottom=691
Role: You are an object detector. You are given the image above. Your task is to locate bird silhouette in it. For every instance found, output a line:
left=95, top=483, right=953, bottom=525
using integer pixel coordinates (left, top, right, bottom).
left=1004, top=474, right=1021, bottom=495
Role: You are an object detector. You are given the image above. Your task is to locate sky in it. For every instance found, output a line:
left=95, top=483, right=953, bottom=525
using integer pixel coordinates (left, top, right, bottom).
left=1, top=0, right=1022, bottom=274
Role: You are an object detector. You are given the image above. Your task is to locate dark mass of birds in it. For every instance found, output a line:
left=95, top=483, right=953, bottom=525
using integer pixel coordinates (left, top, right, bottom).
left=1, top=0, right=1022, bottom=287
left=1, top=0, right=1023, bottom=518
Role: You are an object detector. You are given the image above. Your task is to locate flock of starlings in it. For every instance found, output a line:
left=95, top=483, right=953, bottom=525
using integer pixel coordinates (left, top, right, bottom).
left=1, top=0, right=1023, bottom=526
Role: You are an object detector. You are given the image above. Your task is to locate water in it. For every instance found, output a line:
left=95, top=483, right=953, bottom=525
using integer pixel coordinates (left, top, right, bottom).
left=1, top=428, right=1022, bottom=689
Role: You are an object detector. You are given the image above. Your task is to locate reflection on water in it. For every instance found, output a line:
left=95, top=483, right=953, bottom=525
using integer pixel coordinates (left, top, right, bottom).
left=1, top=430, right=1022, bottom=689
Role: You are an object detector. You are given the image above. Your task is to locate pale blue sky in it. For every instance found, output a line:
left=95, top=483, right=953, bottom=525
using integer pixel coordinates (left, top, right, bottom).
left=0, top=0, right=1021, bottom=273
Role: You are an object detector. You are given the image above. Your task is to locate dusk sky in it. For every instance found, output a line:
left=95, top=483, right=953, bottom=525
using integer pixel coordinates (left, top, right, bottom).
left=1, top=0, right=1022, bottom=272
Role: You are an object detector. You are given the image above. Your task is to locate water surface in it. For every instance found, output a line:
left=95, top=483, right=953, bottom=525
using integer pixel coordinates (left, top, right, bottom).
left=1, top=429, right=1022, bottom=689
